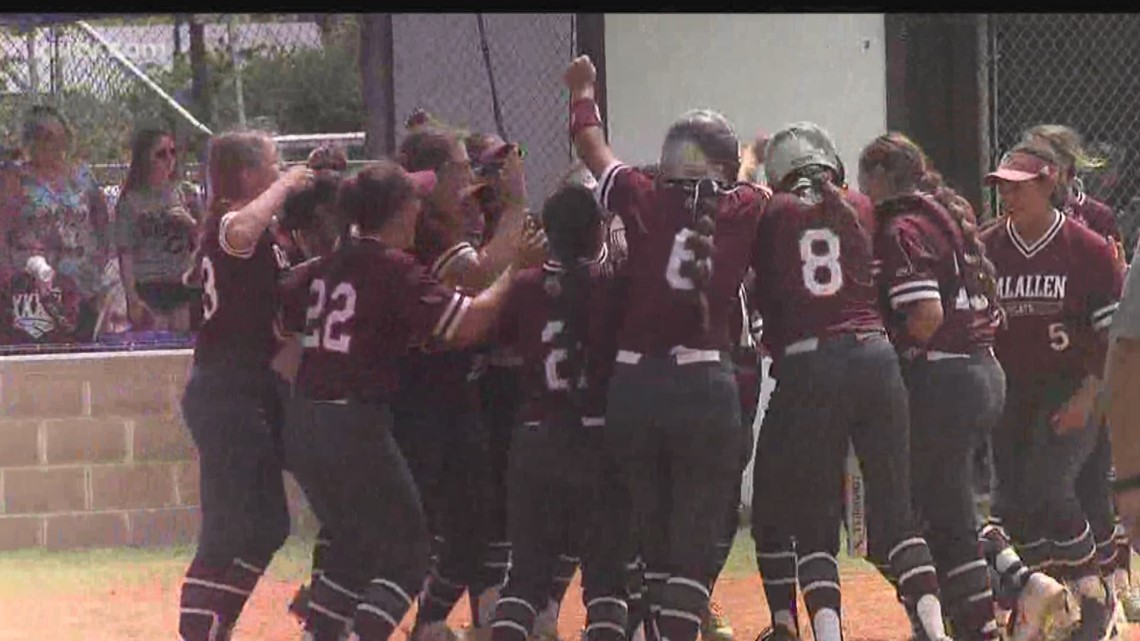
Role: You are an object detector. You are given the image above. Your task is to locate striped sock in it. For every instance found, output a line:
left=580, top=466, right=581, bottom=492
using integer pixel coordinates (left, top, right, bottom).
left=797, top=552, right=842, bottom=641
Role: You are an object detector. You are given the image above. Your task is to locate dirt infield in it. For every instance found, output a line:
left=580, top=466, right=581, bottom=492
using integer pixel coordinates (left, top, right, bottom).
left=0, top=569, right=910, bottom=641
left=1, top=541, right=1137, bottom=641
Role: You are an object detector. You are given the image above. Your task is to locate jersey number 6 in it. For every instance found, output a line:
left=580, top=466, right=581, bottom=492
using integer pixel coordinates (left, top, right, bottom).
left=303, top=279, right=358, bottom=354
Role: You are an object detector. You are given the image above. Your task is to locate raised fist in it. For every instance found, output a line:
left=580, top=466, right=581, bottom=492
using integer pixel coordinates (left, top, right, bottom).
left=564, top=55, right=597, bottom=91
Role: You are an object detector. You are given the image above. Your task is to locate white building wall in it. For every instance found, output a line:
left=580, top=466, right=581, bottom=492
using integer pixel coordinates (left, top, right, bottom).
left=604, top=13, right=886, bottom=185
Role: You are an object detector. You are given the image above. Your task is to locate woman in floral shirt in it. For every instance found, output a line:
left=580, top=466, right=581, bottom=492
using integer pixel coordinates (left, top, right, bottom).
left=0, top=105, right=110, bottom=343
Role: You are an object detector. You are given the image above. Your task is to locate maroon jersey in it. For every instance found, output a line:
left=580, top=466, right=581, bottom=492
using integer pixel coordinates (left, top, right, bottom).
left=1066, top=191, right=1121, bottom=242
left=595, top=162, right=768, bottom=354
left=1, top=271, right=80, bottom=345
left=875, top=195, right=999, bottom=355
left=750, top=189, right=884, bottom=358
left=294, top=238, right=472, bottom=403
left=399, top=236, right=484, bottom=398
left=193, top=212, right=291, bottom=367
left=498, top=249, right=623, bottom=424
left=981, top=212, right=1122, bottom=383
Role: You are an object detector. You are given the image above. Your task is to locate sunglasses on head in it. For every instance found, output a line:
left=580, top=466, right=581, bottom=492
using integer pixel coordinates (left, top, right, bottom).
left=473, top=143, right=526, bottom=178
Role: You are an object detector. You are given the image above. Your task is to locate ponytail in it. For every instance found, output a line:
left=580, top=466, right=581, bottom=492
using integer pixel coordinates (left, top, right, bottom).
left=918, top=169, right=1002, bottom=318
left=677, top=179, right=719, bottom=333
left=860, top=132, right=1002, bottom=320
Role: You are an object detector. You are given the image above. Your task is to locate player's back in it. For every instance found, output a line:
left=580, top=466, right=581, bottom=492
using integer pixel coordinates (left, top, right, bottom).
left=295, top=238, right=447, bottom=403
left=194, top=211, right=290, bottom=368
left=874, top=194, right=999, bottom=356
left=595, top=162, right=767, bottom=353
left=751, top=189, right=883, bottom=358
left=503, top=257, right=625, bottom=426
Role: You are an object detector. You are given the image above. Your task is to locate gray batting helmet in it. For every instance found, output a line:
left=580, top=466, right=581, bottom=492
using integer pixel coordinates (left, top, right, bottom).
left=658, top=109, right=741, bottom=183
left=764, top=122, right=843, bottom=190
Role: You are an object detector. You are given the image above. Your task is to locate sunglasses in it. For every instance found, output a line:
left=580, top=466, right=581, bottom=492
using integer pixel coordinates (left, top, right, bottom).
left=473, top=143, right=527, bottom=178
left=153, top=147, right=177, bottom=159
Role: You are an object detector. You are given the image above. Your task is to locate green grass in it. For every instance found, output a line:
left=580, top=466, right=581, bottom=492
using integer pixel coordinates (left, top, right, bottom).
left=0, top=536, right=317, bottom=596
left=720, top=527, right=879, bottom=580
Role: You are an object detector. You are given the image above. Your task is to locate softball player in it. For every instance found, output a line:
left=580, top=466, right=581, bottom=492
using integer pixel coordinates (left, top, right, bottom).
left=1023, top=125, right=1136, bottom=614
left=860, top=132, right=1072, bottom=641
left=282, top=159, right=528, bottom=641
left=566, top=54, right=768, bottom=641
left=748, top=123, right=951, bottom=641
left=487, top=182, right=629, bottom=641
left=981, top=141, right=1124, bottom=641
left=392, top=124, right=530, bottom=641
left=177, top=131, right=313, bottom=641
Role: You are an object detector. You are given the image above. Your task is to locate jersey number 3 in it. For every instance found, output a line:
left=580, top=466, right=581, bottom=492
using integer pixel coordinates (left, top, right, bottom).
left=201, top=256, right=219, bottom=321
left=800, top=228, right=843, bottom=297
left=303, top=279, right=357, bottom=354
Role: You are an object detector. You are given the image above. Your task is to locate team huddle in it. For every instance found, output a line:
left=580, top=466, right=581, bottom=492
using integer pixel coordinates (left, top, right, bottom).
left=173, top=54, right=1136, bottom=641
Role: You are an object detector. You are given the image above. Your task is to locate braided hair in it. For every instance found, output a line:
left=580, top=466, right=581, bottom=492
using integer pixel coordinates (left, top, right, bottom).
left=541, top=183, right=605, bottom=405
left=859, top=132, right=1002, bottom=319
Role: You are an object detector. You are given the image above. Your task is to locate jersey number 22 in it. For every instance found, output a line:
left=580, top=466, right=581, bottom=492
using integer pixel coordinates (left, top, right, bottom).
left=303, top=279, right=357, bottom=353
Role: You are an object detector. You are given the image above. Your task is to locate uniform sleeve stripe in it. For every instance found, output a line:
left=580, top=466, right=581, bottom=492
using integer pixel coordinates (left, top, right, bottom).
left=890, top=290, right=942, bottom=310
left=1092, top=302, right=1119, bottom=331
left=432, top=293, right=463, bottom=339
left=430, top=242, right=478, bottom=279
left=888, top=279, right=939, bottom=297
left=440, top=296, right=473, bottom=343
left=595, top=162, right=628, bottom=211
left=1092, top=301, right=1119, bottom=323
left=218, top=212, right=256, bottom=259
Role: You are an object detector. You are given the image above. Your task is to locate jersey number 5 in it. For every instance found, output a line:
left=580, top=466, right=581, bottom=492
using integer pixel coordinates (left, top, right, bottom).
left=303, top=279, right=357, bottom=354
left=1048, top=322, right=1070, bottom=352
left=800, top=228, right=843, bottom=297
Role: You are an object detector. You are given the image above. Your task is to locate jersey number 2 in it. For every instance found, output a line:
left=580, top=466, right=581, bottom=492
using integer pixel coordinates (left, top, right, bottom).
left=303, top=279, right=357, bottom=353
left=541, top=320, right=586, bottom=392
left=800, top=228, right=843, bottom=297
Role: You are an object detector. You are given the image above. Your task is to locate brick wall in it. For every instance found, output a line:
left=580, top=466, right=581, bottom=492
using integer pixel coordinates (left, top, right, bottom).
left=0, top=350, right=313, bottom=551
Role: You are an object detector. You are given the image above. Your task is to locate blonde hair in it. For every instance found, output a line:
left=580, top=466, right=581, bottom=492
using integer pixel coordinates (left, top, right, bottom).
left=1023, top=124, right=1106, bottom=173
left=206, top=130, right=275, bottom=218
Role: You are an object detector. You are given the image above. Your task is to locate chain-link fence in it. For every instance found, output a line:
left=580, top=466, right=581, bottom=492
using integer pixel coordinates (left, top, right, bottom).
left=1, top=13, right=576, bottom=210
left=392, top=13, right=576, bottom=210
left=988, top=13, right=1140, bottom=245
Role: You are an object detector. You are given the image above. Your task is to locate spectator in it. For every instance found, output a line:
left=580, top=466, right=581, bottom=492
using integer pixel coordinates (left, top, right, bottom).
left=114, top=127, right=202, bottom=333
left=0, top=105, right=111, bottom=342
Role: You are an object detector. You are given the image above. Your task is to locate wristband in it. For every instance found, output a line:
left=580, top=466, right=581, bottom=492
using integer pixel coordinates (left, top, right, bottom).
left=1113, top=473, right=1140, bottom=495
left=570, top=98, right=603, bottom=140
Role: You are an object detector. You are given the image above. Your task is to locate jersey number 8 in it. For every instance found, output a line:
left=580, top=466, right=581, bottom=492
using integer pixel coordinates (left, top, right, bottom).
left=303, top=279, right=357, bottom=354
left=800, top=228, right=843, bottom=297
